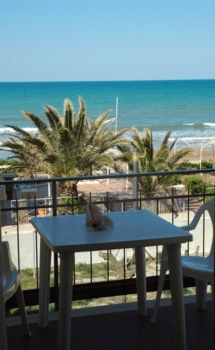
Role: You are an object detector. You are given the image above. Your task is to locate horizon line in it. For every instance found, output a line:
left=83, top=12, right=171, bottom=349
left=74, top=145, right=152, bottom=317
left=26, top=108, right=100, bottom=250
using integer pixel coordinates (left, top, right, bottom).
left=0, top=78, right=215, bottom=84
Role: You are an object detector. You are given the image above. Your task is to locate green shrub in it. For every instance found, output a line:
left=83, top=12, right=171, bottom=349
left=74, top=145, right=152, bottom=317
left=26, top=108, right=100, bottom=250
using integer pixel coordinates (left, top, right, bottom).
left=0, top=158, right=19, bottom=166
left=58, top=195, right=87, bottom=215
left=163, top=287, right=192, bottom=297
left=179, top=160, right=198, bottom=169
left=75, top=262, right=91, bottom=274
left=184, top=176, right=207, bottom=194
left=184, top=176, right=215, bottom=199
left=180, top=159, right=213, bottom=170
left=200, top=160, right=213, bottom=169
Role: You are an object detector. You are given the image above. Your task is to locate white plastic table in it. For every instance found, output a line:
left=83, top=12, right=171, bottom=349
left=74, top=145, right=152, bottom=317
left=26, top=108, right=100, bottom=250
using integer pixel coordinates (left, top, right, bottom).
left=31, top=210, right=193, bottom=350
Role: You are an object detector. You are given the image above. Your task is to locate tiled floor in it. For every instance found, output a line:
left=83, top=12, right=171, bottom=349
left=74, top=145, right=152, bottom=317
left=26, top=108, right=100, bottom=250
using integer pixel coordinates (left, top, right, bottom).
left=6, top=299, right=214, bottom=350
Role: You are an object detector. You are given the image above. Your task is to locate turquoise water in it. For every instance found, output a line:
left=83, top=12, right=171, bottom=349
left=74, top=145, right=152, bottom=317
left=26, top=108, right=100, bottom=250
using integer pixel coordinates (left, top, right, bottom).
left=0, top=80, right=215, bottom=158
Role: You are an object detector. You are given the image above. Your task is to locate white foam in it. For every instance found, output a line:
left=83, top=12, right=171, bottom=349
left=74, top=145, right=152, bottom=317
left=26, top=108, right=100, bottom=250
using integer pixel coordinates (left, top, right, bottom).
left=0, top=127, right=38, bottom=134
left=22, top=127, right=38, bottom=133
left=0, top=127, right=15, bottom=133
left=203, top=123, right=215, bottom=127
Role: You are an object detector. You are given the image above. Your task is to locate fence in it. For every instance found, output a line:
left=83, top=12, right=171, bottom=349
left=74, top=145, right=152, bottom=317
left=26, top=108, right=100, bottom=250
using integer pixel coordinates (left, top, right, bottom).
left=1, top=168, right=214, bottom=309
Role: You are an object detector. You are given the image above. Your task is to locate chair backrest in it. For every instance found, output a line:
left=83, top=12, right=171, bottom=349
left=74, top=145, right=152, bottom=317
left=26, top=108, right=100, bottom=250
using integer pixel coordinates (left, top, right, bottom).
left=1, top=242, right=13, bottom=272
left=183, top=198, right=215, bottom=259
left=0, top=204, right=8, bottom=349
left=202, top=199, right=214, bottom=261
left=0, top=201, right=4, bottom=297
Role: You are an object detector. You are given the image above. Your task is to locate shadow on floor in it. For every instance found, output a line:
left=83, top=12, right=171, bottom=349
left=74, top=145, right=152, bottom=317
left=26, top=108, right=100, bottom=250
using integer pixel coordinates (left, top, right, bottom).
left=7, top=301, right=214, bottom=350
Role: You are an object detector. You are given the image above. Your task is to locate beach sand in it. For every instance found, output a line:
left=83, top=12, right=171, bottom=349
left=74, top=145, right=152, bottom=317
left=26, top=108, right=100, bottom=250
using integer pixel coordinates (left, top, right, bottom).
left=182, top=147, right=214, bottom=163
left=77, top=147, right=215, bottom=194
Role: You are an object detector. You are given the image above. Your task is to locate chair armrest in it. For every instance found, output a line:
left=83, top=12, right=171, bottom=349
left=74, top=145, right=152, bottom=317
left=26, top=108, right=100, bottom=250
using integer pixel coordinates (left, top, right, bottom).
left=180, top=223, right=197, bottom=232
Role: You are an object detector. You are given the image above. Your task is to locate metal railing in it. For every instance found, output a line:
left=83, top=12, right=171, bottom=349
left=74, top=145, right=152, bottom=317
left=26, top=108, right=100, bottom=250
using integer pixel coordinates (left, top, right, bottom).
left=1, top=168, right=214, bottom=310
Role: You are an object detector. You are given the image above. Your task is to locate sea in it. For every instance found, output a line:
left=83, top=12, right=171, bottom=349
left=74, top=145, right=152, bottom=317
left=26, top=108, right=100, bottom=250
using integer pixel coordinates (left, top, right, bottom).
left=0, top=79, right=215, bottom=159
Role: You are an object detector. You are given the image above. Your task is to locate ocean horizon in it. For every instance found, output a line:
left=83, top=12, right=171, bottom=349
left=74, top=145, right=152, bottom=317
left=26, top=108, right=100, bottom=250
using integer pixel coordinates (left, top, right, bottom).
left=1, top=79, right=215, bottom=159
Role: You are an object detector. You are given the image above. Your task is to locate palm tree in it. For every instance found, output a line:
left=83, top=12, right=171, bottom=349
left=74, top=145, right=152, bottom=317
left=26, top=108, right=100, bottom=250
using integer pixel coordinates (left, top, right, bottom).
left=1, top=97, right=130, bottom=184
left=114, top=128, right=193, bottom=194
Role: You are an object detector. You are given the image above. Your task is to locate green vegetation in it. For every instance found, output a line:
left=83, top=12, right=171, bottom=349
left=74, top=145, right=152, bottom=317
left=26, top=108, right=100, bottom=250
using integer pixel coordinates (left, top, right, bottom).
left=0, top=96, right=198, bottom=196
left=20, top=268, right=38, bottom=290
left=162, top=287, right=193, bottom=298
left=75, top=261, right=117, bottom=280
left=114, top=128, right=193, bottom=193
left=1, top=97, right=130, bottom=196
left=184, top=176, right=206, bottom=194
left=57, top=195, right=87, bottom=215
left=75, top=262, right=92, bottom=274
left=156, top=251, right=163, bottom=265
left=0, top=158, right=19, bottom=166
left=180, top=159, right=213, bottom=169
left=1, top=97, right=129, bottom=177
left=1, top=97, right=214, bottom=197
left=184, top=176, right=215, bottom=198
left=6, top=259, right=195, bottom=316
left=200, top=160, right=214, bottom=169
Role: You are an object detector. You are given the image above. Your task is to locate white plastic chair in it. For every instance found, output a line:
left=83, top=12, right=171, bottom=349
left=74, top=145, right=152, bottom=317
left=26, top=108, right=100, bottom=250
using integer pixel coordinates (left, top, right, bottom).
left=0, top=204, right=31, bottom=350
left=0, top=218, right=7, bottom=350
left=151, top=198, right=214, bottom=323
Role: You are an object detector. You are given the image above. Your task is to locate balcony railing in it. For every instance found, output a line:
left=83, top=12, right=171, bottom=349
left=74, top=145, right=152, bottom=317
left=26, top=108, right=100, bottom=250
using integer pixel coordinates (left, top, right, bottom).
left=1, top=168, right=214, bottom=311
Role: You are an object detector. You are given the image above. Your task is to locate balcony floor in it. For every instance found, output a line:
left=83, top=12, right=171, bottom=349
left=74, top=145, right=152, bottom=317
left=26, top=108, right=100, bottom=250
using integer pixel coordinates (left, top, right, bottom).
left=6, top=298, right=214, bottom=350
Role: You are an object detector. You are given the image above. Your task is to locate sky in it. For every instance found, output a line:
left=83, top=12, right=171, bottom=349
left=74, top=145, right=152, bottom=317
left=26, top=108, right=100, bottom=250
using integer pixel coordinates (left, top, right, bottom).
left=0, top=0, right=215, bottom=82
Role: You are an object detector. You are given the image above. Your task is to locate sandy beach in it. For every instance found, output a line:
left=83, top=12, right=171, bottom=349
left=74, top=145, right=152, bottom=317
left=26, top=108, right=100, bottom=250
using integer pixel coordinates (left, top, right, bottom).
left=77, top=147, right=215, bottom=194
left=182, top=147, right=214, bottom=163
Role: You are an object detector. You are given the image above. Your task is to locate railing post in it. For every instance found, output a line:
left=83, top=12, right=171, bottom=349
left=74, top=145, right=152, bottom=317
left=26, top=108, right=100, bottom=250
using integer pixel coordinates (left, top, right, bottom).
left=52, top=180, right=57, bottom=216
left=51, top=180, right=59, bottom=310
left=133, top=150, right=139, bottom=210
left=2, top=170, right=215, bottom=311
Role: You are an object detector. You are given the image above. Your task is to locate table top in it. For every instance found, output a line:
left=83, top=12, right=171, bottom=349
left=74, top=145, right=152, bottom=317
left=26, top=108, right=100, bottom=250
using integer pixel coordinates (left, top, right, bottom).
left=31, top=210, right=192, bottom=253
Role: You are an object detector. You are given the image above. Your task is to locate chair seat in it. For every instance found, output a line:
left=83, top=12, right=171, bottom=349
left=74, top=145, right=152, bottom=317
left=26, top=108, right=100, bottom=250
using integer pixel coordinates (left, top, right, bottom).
left=182, top=256, right=213, bottom=281
left=151, top=198, right=215, bottom=323
left=0, top=241, right=31, bottom=341
left=3, top=271, right=20, bottom=303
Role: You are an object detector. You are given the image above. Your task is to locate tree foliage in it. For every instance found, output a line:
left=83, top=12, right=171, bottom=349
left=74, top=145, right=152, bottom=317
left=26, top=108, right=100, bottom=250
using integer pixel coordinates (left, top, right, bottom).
left=114, top=128, right=193, bottom=193
left=1, top=97, right=130, bottom=180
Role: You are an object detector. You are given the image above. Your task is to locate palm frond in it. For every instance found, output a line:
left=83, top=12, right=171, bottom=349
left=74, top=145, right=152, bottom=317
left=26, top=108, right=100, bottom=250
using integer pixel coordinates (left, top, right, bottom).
left=4, top=124, right=33, bottom=138
left=159, top=130, right=172, bottom=149
left=44, top=105, right=64, bottom=137
left=74, top=96, right=87, bottom=144
left=22, top=111, right=57, bottom=152
left=63, top=99, right=76, bottom=131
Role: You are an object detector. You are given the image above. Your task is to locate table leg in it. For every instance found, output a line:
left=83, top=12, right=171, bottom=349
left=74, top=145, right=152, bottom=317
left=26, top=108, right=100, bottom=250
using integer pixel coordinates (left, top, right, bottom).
left=135, top=247, right=147, bottom=316
left=166, top=243, right=187, bottom=350
left=39, top=238, right=51, bottom=328
left=58, top=252, right=74, bottom=350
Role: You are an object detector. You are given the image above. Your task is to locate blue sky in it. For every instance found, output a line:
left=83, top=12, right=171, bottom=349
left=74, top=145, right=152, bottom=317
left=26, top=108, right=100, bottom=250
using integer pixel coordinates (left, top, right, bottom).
left=0, top=0, right=214, bottom=82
